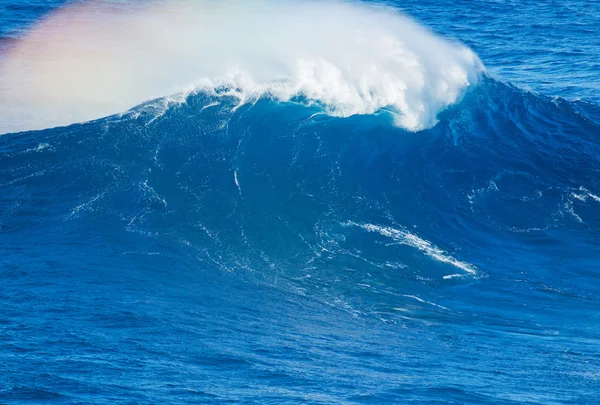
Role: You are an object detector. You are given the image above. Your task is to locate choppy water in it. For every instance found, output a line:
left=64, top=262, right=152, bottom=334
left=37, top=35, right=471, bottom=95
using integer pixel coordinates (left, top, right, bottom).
left=1, top=1, right=599, bottom=404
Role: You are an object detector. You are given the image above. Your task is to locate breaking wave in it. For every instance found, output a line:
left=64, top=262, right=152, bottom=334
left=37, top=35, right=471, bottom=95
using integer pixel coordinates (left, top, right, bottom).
left=0, top=0, right=483, bottom=134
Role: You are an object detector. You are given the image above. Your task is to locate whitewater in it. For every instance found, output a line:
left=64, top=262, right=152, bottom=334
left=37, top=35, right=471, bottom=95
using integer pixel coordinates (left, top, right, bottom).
left=0, top=0, right=483, bottom=133
left=1, top=0, right=599, bottom=404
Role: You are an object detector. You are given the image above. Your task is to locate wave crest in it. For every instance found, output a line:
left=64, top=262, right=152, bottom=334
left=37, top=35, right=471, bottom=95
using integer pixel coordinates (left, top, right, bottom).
left=0, top=0, right=484, bottom=134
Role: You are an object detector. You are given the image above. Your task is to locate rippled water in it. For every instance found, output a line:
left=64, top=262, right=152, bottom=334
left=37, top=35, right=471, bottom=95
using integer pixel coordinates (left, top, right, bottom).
left=1, top=1, right=599, bottom=404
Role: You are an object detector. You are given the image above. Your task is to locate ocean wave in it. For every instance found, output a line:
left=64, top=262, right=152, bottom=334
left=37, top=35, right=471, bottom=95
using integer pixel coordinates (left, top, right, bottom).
left=1, top=68, right=599, bottom=302
left=0, top=0, right=483, bottom=134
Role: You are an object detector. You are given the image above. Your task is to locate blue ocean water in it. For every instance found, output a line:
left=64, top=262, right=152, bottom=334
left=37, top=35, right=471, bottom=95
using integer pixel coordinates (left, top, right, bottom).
left=1, top=1, right=600, bottom=404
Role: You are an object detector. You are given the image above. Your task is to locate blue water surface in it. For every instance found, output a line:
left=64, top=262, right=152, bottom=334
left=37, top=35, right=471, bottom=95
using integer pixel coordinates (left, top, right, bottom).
left=1, top=1, right=600, bottom=404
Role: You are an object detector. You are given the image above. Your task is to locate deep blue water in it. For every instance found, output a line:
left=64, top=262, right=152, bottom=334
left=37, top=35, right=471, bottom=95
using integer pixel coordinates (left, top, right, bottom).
left=1, top=1, right=600, bottom=404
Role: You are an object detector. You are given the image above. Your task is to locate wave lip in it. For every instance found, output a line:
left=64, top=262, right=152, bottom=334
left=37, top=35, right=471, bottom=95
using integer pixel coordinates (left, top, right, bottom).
left=0, top=0, right=484, bottom=134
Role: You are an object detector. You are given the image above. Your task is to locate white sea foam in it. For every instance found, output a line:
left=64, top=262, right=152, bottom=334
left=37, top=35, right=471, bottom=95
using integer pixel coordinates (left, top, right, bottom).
left=344, top=221, right=478, bottom=278
left=573, top=187, right=600, bottom=203
left=0, top=0, right=484, bottom=134
left=401, top=294, right=449, bottom=310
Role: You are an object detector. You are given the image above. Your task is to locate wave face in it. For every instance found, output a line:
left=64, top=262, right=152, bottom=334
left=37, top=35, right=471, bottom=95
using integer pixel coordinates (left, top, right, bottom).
left=3, top=77, right=600, bottom=403
left=0, top=0, right=482, bottom=133
left=2, top=1, right=600, bottom=404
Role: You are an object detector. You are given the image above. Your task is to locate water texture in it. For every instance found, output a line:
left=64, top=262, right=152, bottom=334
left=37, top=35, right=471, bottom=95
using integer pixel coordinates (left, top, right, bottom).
left=0, top=1, right=599, bottom=404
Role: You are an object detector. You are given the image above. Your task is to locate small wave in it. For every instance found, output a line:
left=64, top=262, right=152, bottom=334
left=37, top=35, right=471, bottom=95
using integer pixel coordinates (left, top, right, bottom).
left=0, top=0, right=483, bottom=134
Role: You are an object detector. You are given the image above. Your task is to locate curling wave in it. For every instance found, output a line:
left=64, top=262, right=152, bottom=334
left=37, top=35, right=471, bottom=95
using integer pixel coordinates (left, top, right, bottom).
left=2, top=75, right=599, bottom=313
left=0, top=0, right=483, bottom=134
left=2, top=1, right=600, bottom=403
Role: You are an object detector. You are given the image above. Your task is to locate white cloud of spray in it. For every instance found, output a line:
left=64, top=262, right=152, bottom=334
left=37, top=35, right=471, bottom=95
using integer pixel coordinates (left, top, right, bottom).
left=0, top=0, right=484, bottom=134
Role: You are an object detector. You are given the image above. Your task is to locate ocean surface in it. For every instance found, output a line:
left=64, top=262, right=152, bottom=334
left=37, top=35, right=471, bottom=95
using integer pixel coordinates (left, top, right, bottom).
left=1, top=0, right=599, bottom=403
